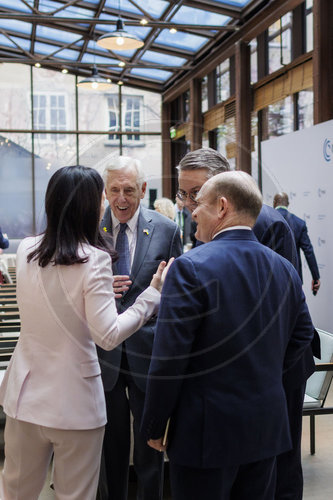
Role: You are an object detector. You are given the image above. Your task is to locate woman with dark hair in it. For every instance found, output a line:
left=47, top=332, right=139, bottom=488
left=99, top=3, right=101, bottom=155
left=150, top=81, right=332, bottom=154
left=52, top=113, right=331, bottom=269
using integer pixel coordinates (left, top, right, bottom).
left=0, top=165, right=169, bottom=500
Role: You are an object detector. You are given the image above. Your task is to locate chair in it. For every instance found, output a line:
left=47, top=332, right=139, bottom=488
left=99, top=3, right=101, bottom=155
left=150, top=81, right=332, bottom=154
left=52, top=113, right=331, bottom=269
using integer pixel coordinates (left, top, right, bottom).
left=303, top=329, right=333, bottom=454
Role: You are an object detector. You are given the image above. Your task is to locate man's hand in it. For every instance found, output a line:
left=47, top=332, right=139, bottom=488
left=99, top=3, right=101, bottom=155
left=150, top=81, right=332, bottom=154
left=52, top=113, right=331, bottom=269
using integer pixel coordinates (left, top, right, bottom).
left=312, top=279, right=320, bottom=296
left=147, top=437, right=166, bottom=453
left=113, top=275, right=132, bottom=298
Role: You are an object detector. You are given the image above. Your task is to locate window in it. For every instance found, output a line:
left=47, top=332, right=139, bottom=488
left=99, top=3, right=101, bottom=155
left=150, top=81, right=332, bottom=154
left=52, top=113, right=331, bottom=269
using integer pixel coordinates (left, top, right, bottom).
left=201, top=76, right=208, bottom=113
left=108, top=94, right=143, bottom=142
left=216, top=117, right=236, bottom=170
left=306, top=0, right=313, bottom=52
left=217, top=59, right=230, bottom=103
left=268, top=13, right=292, bottom=73
left=250, top=38, right=258, bottom=84
left=268, top=96, right=293, bottom=138
left=33, top=93, right=67, bottom=140
left=298, top=89, right=313, bottom=130
left=124, top=97, right=141, bottom=140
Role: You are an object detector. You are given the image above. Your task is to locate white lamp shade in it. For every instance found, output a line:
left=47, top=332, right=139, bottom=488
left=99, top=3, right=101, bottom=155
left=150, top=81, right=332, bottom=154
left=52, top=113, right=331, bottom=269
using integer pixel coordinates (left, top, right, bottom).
left=97, top=19, right=144, bottom=51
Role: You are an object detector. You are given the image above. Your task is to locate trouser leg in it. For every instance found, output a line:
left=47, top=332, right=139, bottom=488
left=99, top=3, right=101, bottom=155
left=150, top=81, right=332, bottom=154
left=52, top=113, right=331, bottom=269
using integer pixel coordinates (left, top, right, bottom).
left=128, top=379, right=164, bottom=500
left=169, top=462, right=236, bottom=500
left=0, top=416, right=53, bottom=500
left=276, top=383, right=306, bottom=499
left=50, top=425, right=105, bottom=500
left=102, top=374, right=131, bottom=500
left=231, top=456, right=276, bottom=500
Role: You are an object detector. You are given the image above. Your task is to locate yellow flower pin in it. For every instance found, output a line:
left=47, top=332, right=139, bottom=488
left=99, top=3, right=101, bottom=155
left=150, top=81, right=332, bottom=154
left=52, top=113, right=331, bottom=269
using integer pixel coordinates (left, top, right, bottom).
left=143, top=229, right=149, bottom=235
left=103, top=227, right=108, bottom=233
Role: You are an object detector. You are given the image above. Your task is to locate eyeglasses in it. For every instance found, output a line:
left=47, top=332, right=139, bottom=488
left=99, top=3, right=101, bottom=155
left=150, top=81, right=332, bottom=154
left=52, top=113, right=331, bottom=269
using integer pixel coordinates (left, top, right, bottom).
left=176, top=189, right=199, bottom=203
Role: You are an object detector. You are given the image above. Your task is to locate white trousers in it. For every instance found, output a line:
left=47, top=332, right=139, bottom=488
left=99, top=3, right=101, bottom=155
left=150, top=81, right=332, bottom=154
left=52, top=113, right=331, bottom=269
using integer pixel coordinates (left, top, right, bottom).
left=0, top=416, right=105, bottom=500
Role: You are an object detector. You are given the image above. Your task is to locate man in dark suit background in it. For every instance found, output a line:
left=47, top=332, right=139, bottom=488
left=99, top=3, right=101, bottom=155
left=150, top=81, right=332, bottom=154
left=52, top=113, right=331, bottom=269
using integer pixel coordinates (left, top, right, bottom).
left=175, top=147, right=319, bottom=500
left=142, top=171, right=315, bottom=500
left=174, top=195, right=194, bottom=248
left=273, top=192, right=320, bottom=295
left=98, top=156, right=182, bottom=500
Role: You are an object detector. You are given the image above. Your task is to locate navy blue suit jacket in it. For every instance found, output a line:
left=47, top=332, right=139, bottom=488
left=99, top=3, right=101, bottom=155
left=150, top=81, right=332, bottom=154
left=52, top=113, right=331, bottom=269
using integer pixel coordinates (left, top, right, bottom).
left=98, top=205, right=182, bottom=392
left=142, top=230, right=314, bottom=468
left=276, top=207, right=320, bottom=282
left=0, top=227, right=9, bottom=249
left=253, top=204, right=298, bottom=268
left=253, top=204, right=320, bottom=386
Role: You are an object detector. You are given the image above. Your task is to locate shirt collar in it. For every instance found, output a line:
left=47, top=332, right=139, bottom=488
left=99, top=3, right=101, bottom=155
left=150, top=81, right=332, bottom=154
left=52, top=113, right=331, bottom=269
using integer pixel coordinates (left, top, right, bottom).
left=213, top=225, right=252, bottom=239
left=111, top=205, right=141, bottom=234
left=275, top=205, right=288, bottom=210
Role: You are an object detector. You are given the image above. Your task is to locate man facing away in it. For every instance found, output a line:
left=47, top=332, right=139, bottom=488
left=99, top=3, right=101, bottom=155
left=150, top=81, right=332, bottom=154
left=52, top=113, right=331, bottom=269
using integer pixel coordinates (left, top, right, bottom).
left=273, top=192, right=320, bottom=295
left=98, top=156, right=182, bottom=500
left=141, top=171, right=315, bottom=500
left=174, top=148, right=320, bottom=500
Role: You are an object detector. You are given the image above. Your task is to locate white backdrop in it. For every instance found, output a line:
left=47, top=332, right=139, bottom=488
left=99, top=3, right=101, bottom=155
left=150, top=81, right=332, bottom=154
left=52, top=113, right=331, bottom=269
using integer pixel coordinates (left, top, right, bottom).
left=261, top=119, right=333, bottom=333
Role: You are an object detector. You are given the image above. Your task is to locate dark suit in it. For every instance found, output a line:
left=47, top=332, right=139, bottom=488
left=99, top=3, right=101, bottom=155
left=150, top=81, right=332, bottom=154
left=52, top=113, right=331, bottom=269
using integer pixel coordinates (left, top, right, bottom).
left=253, top=204, right=320, bottom=499
left=276, top=207, right=320, bottom=282
left=0, top=227, right=9, bottom=249
left=98, top=205, right=182, bottom=500
left=142, top=229, right=314, bottom=500
left=175, top=206, right=192, bottom=246
left=253, top=204, right=298, bottom=268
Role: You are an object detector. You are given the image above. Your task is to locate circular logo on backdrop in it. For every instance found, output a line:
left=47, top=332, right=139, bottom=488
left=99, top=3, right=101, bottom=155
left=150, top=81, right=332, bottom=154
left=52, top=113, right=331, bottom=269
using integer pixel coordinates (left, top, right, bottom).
left=323, top=138, right=332, bottom=162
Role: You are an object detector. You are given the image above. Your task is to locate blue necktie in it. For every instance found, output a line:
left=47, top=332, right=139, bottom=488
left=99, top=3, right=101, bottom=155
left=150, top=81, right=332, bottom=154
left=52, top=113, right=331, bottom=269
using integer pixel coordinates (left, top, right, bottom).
left=116, top=223, right=130, bottom=276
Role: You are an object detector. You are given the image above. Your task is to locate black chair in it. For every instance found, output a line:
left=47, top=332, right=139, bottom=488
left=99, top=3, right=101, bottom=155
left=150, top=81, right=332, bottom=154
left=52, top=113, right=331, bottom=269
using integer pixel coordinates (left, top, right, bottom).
left=302, top=329, right=333, bottom=455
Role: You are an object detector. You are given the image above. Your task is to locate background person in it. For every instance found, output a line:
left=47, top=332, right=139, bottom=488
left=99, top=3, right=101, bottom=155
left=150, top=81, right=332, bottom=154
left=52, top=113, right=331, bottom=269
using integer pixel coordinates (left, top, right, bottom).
left=98, top=157, right=182, bottom=500
left=142, top=171, right=315, bottom=500
left=174, top=195, right=194, bottom=249
left=175, top=147, right=320, bottom=500
left=153, top=197, right=175, bottom=220
left=0, top=165, right=168, bottom=500
left=0, top=227, right=9, bottom=252
left=273, top=192, right=320, bottom=295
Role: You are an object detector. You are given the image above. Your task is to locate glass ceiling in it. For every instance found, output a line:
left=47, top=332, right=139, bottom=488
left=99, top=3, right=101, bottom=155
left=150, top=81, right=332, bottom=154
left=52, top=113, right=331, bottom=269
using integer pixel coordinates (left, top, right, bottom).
left=0, top=0, right=257, bottom=91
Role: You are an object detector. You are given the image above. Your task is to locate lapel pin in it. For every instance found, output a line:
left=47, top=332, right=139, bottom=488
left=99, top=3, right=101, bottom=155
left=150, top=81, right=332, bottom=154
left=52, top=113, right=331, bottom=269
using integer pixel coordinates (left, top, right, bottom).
left=103, top=227, right=108, bottom=233
left=143, top=229, right=149, bottom=235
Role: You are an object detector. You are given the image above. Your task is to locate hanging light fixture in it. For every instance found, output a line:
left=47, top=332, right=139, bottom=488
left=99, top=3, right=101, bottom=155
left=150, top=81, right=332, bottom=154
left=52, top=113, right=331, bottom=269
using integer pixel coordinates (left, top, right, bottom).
left=97, top=0, right=144, bottom=51
left=77, top=65, right=113, bottom=90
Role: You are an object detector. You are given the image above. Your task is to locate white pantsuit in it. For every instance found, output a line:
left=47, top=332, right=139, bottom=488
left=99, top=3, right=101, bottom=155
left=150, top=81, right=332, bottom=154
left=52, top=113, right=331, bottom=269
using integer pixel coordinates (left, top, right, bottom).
left=0, top=237, right=160, bottom=500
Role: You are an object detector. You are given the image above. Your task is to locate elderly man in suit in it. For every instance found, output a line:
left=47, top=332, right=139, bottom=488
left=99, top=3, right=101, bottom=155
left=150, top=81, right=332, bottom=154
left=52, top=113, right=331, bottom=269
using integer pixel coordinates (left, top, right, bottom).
left=142, top=171, right=315, bottom=500
left=174, top=148, right=319, bottom=500
left=98, top=156, right=182, bottom=500
left=273, top=192, right=320, bottom=295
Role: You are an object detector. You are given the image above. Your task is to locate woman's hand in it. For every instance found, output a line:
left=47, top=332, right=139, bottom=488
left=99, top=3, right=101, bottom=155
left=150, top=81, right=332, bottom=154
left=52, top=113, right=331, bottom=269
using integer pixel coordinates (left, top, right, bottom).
left=150, top=257, right=175, bottom=292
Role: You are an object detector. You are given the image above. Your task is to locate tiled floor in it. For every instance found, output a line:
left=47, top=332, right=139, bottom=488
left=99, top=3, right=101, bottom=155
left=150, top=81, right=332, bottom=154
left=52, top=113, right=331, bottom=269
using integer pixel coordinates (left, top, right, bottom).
left=1, top=387, right=332, bottom=499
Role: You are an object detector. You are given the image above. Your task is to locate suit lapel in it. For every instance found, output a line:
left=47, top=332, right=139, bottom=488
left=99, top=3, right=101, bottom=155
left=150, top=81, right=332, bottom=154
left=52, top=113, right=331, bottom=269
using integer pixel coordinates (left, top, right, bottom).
left=130, top=207, right=154, bottom=283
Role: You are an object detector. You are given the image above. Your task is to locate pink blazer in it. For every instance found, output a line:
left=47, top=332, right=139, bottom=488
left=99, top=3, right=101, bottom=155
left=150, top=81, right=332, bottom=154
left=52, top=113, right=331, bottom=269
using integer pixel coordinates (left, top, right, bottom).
left=0, top=237, right=160, bottom=430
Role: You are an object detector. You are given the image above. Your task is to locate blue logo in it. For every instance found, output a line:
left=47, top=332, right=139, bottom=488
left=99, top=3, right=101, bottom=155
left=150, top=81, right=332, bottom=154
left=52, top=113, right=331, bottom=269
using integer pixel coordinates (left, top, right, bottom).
left=323, top=139, right=332, bottom=162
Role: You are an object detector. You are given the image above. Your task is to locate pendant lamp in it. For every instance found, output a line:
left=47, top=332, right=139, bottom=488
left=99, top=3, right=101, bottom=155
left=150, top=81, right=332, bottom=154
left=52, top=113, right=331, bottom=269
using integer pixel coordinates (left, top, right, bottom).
left=77, top=65, right=112, bottom=90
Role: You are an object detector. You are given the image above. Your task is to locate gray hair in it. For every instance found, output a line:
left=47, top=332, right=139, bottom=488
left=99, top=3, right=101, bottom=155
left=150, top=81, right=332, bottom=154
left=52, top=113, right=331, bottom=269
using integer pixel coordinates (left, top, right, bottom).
left=204, top=171, right=263, bottom=222
left=177, top=147, right=230, bottom=178
left=102, top=156, right=146, bottom=186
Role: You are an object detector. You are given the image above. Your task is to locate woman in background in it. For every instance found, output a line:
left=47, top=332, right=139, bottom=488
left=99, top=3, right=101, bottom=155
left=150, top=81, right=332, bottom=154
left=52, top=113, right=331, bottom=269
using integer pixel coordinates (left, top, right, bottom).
left=153, top=197, right=175, bottom=220
left=0, top=165, right=169, bottom=500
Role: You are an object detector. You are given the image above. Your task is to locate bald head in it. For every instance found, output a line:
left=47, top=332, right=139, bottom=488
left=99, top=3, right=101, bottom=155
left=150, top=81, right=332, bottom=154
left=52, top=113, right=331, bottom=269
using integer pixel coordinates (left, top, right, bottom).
left=193, top=171, right=263, bottom=242
left=206, top=171, right=263, bottom=221
left=273, top=192, right=289, bottom=208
